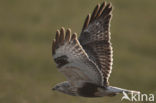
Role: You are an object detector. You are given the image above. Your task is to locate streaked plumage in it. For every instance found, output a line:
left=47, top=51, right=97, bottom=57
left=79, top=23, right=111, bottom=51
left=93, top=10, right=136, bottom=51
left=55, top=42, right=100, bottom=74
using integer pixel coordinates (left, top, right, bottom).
left=52, top=1, right=140, bottom=97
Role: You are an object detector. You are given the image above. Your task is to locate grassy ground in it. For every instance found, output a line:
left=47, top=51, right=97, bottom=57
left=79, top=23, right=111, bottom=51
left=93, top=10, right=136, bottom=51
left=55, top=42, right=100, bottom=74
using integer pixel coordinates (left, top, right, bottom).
left=0, top=0, right=156, bottom=103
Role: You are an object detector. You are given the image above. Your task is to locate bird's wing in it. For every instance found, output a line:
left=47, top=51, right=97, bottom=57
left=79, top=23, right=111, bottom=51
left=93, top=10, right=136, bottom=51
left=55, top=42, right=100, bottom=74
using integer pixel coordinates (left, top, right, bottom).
left=52, top=27, right=104, bottom=87
left=79, top=2, right=113, bottom=86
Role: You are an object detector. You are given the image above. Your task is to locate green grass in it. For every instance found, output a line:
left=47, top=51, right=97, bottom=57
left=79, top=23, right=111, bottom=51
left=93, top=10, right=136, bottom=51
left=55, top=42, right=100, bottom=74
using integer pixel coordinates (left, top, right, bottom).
left=0, top=0, right=156, bottom=103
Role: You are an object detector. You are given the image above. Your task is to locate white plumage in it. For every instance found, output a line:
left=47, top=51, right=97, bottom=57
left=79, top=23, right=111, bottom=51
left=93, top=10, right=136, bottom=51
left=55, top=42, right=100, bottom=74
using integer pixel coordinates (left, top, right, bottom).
left=52, top=1, right=140, bottom=97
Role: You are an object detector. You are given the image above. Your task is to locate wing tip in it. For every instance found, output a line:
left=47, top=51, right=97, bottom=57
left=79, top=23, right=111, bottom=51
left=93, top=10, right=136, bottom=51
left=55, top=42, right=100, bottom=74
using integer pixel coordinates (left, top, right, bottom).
left=55, top=30, right=60, bottom=43
left=71, top=32, right=77, bottom=40
left=52, top=39, right=56, bottom=55
left=96, top=2, right=106, bottom=18
left=82, top=14, right=91, bottom=31
left=99, top=2, right=113, bottom=18
left=52, top=28, right=79, bottom=55
left=90, top=4, right=100, bottom=22
left=59, top=27, right=65, bottom=44
left=82, top=1, right=113, bottom=32
left=65, top=28, right=71, bottom=42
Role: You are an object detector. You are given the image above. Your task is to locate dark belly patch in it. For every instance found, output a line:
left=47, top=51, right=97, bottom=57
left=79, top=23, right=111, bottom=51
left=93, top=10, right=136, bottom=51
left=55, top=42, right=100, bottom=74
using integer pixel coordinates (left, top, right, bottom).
left=77, top=82, right=102, bottom=97
left=54, top=55, right=69, bottom=68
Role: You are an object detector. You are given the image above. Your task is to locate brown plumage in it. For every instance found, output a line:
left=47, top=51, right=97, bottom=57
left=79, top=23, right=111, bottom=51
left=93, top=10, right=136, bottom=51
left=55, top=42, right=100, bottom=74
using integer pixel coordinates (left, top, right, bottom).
left=65, top=28, right=71, bottom=42
left=82, top=14, right=90, bottom=31
left=59, top=27, right=65, bottom=44
left=52, top=1, right=140, bottom=97
left=52, top=1, right=113, bottom=86
left=90, top=4, right=100, bottom=22
left=96, top=2, right=105, bottom=18
left=52, top=28, right=85, bottom=57
left=79, top=2, right=113, bottom=85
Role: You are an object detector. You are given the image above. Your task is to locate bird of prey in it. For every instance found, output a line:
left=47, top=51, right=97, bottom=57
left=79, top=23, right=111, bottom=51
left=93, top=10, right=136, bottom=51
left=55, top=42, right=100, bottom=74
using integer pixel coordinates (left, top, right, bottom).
left=52, top=1, right=140, bottom=97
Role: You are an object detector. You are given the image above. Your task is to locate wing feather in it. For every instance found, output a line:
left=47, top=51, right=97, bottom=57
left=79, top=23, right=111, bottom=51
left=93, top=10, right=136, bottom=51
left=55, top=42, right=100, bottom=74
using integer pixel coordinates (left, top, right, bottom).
left=79, top=2, right=113, bottom=86
left=52, top=28, right=104, bottom=87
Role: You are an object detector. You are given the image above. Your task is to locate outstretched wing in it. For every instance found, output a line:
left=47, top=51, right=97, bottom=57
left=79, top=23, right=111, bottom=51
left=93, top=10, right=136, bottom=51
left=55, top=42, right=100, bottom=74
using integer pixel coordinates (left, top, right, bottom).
left=79, top=2, right=113, bottom=86
left=52, top=27, right=104, bottom=87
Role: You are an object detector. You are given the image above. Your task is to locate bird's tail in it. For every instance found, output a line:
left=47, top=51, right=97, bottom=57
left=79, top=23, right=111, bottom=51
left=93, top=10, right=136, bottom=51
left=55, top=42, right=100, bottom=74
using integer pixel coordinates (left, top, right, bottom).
left=107, top=86, right=140, bottom=94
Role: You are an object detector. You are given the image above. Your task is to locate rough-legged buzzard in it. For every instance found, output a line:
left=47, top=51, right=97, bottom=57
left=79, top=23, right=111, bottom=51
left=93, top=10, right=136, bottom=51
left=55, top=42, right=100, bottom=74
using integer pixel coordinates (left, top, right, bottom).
left=52, top=1, right=140, bottom=97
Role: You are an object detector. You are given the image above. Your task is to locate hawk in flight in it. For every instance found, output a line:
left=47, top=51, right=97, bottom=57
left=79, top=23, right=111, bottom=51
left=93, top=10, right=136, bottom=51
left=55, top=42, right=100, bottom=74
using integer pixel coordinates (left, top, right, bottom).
left=52, top=1, right=140, bottom=97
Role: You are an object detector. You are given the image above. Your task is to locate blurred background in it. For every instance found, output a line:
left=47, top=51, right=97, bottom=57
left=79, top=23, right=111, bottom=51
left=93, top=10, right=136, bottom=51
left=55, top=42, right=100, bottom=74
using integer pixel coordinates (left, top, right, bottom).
left=0, top=0, right=156, bottom=103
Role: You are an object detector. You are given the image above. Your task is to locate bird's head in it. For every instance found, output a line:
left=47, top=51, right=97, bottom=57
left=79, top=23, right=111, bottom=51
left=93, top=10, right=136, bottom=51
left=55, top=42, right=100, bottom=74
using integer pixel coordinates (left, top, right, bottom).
left=52, top=82, right=77, bottom=96
left=52, top=84, right=64, bottom=92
